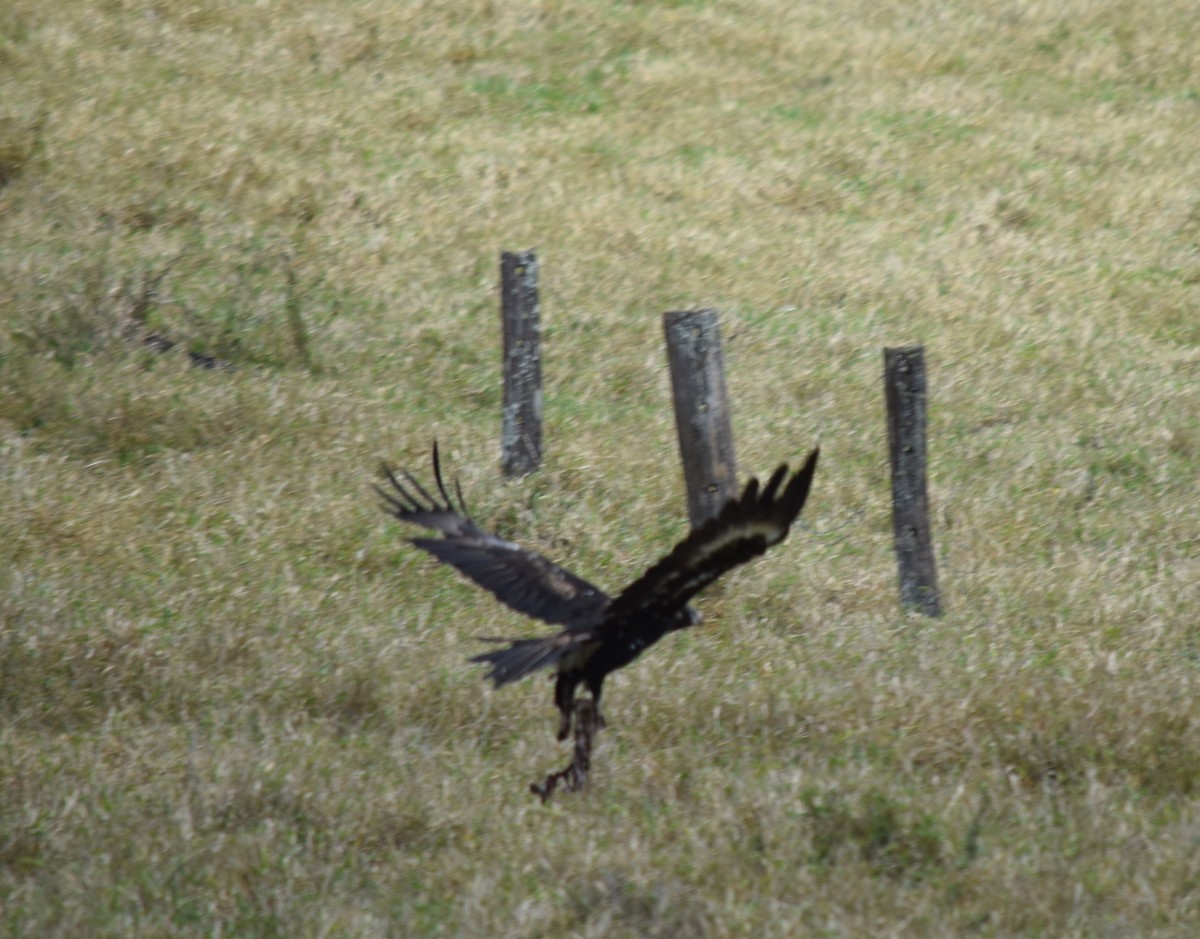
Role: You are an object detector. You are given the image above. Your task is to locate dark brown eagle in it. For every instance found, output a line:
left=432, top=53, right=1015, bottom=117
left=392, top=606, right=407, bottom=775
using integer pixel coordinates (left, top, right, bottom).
left=377, top=443, right=819, bottom=797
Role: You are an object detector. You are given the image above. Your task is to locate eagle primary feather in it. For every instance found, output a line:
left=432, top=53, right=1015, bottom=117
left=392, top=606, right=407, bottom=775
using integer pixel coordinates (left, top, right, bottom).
left=377, top=442, right=819, bottom=785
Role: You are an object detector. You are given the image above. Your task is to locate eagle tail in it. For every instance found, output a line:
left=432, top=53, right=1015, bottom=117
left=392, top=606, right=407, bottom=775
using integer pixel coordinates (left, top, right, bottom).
left=470, top=635, right=569, bottom=688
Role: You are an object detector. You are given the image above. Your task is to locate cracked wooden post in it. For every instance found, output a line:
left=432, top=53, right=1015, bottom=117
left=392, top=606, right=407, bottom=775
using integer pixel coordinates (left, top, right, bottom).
left=500, top=250, right=542, bottom=477
left=663, top=309, right=737, bottom=527
left=884, top=345, right=942, bottom=617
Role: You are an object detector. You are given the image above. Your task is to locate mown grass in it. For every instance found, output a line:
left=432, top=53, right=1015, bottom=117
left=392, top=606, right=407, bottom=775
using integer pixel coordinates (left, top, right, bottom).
left=3, top=0, right=1199, bottom=935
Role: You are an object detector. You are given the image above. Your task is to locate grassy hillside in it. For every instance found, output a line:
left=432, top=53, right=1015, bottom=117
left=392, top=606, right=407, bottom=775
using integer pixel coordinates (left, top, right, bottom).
left=2, top=0, right=1198, bottom=934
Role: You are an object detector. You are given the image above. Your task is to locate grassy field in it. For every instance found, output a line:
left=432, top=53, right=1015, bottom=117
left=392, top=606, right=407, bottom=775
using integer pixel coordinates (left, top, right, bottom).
left=3, top=0, right=1199, bottom=934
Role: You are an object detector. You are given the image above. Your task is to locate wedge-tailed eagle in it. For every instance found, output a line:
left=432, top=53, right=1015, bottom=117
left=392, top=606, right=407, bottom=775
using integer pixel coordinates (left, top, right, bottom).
left=376, top=443, right=819, bottom=796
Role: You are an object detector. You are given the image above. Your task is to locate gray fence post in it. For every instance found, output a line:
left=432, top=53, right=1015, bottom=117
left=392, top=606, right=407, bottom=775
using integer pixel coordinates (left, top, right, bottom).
left=883, top=345, right=942, bottom=616
left=663, top=309, right=737, bottom=527
left=500, top=251, right=542, bottom=477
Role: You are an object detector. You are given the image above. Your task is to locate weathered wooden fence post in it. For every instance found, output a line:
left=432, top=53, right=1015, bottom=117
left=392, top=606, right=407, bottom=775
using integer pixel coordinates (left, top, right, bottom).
left=883, top=345, right=942, bottom=616
left=500, top=250, right=542, bottom=477
left=663, top=309, right=737, bottom=527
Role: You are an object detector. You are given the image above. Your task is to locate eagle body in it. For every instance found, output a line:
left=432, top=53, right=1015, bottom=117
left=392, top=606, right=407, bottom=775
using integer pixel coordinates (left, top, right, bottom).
left=377, top=444, right=819, bottom=751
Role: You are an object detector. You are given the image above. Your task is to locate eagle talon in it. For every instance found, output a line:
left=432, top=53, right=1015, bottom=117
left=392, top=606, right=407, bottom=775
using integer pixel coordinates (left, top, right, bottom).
left=534, top=697, right=603, bottom=802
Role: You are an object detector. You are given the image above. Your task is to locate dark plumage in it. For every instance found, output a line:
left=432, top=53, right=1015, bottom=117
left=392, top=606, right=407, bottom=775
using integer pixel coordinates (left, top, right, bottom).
left=376, top=443, right=820, bottom=748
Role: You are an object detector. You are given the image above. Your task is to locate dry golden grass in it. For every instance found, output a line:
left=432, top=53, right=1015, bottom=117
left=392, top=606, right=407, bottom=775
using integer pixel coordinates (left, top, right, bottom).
left=2, top=0, right=1199, bottom=934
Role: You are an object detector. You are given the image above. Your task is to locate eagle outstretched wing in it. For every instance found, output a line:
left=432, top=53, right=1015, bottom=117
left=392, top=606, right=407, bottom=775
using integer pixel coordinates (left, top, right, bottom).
left=603, top=447, right=820, bottom=627
left=376, top=443, right=611, bottom=627
left=468, top=448, right=820, bottom=690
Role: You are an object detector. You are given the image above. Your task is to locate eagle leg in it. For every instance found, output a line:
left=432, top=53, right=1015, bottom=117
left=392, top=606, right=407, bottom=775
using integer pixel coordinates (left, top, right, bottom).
left=590, top=696, right=607, bottom=732
left=531, top=698, right=602, bottom=804
left=586, top=677, right=608, bottom=732
left=553, top=673, right=580, bottom=741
